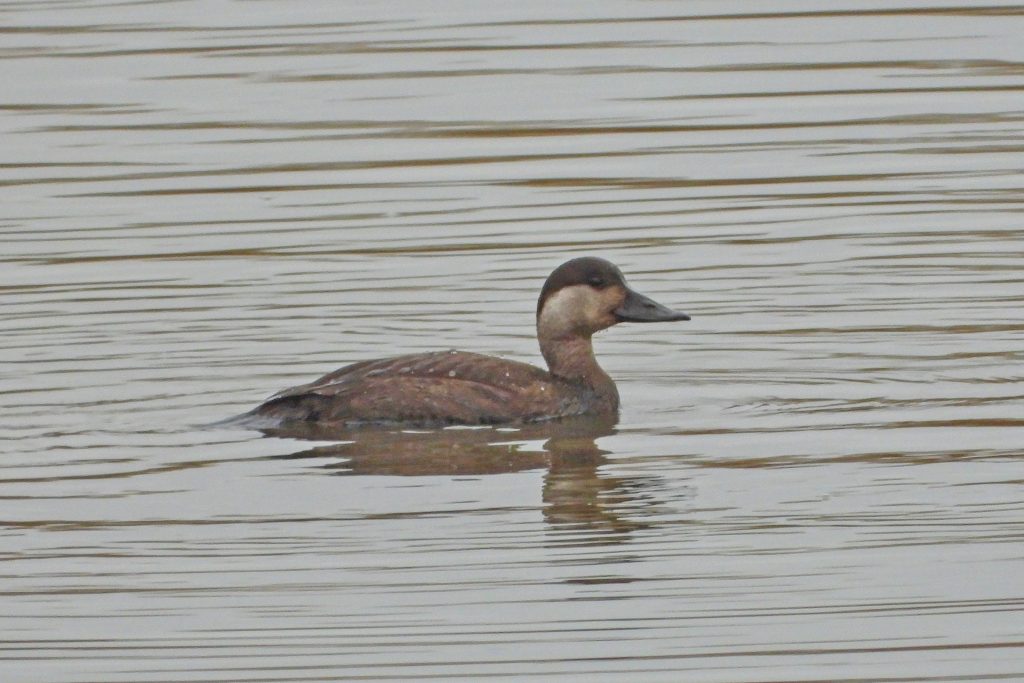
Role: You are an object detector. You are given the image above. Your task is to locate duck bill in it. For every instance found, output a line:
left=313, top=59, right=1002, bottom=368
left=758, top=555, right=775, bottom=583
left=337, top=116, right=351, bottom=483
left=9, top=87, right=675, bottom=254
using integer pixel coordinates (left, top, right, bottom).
left=614, top=287, right=691, bottom=323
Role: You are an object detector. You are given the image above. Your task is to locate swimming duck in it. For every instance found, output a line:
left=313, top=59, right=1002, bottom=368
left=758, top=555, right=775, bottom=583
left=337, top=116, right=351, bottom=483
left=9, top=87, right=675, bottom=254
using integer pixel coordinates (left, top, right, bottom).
left=244, top=257, right=689, bottom=427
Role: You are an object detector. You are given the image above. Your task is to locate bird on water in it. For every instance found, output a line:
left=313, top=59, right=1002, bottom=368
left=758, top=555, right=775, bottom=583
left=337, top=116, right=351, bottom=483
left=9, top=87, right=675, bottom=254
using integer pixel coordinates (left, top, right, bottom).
left=241, top=257, right=690, bottom=428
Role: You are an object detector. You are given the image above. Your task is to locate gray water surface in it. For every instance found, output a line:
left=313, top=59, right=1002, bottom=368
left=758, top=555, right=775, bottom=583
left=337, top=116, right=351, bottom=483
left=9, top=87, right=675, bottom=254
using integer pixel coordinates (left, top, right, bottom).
left=2, top=2, right=1023, bottom=681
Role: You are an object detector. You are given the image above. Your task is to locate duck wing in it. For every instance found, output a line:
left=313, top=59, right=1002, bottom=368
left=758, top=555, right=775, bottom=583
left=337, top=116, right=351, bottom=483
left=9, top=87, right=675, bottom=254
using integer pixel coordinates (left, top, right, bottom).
left=255, top=351, right=578, bottom=426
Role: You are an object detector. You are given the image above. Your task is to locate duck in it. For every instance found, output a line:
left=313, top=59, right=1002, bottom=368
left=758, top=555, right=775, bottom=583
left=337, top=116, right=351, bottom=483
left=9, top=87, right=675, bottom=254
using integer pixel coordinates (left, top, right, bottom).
left=242, top=257, right=690, bottom=428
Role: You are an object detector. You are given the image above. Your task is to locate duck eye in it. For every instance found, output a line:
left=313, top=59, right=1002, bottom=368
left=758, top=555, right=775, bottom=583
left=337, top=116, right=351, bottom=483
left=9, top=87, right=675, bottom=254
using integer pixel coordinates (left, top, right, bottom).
left=588, top=276, right=606, bottom=288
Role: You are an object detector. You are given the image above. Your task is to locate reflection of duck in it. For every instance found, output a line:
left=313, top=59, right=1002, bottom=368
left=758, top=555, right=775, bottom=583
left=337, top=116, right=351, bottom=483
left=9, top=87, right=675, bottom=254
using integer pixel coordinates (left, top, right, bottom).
left=238, top=257, right=689, bottom=429
left=264, top=415, right=615, bottom=476
left=267, top=417, right=654, bottom=541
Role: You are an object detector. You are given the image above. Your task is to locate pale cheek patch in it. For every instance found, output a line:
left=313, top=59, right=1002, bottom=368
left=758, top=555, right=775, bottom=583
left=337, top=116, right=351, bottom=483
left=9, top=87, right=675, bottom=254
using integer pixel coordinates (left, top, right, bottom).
left=538, top=286, right=583, bottom=337
left=538, top=285, right=619, bottom=336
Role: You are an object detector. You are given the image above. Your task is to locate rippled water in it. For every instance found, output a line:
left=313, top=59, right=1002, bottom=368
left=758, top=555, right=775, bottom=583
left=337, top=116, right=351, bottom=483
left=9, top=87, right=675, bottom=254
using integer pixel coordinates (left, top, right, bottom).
left=3, top=1, right=1023, bottom=681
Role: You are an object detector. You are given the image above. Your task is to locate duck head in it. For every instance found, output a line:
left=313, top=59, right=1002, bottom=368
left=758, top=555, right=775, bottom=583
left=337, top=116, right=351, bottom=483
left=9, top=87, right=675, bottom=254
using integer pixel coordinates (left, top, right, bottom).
left=536, top=257, right=690, bottom=340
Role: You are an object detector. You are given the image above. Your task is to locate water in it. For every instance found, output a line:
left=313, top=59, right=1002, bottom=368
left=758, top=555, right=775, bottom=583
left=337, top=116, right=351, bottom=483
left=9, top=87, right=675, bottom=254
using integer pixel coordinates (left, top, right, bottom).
left=2, top=1, right=1023, bottom=681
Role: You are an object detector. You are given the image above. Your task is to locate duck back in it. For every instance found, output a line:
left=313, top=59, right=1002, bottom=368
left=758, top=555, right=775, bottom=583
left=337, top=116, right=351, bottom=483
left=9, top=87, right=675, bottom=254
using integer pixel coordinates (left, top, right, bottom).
left=248, top=350, right=605, bottom=427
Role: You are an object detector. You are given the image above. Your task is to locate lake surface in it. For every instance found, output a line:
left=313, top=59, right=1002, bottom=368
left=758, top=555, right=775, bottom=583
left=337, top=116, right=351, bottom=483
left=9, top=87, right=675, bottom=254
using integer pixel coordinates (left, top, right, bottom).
left=2, top=1, right=1023, bottom=681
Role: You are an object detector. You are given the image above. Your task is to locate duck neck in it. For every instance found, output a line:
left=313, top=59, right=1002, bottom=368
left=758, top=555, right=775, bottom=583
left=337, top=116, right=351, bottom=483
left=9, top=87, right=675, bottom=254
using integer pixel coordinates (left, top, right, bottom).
left=538, top=333, right=619, bottom=407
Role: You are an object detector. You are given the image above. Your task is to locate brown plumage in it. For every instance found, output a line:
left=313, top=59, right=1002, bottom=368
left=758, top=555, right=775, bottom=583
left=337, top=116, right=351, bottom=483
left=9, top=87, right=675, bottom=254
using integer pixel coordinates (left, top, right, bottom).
left=252, top=350, right=600, bottom=426
left=239, top=257, right=690, bottom=428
